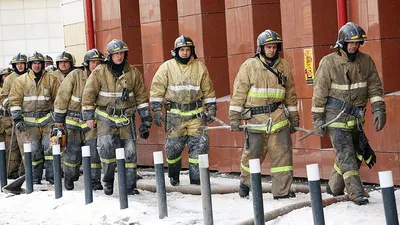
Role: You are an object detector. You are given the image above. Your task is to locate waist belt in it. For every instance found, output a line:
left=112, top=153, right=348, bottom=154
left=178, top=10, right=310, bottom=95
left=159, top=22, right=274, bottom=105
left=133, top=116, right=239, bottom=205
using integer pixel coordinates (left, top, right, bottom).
left=248, top=102, right=281, bottom=115
left=168, top=100, right=202, bottom=111
left=326, top=97, right=364, bottom=118
left=67, top=110, right=82, bottom=119
left=98, top=106, right=127, bottom=116
left=0, top=109, right=10, bottom=116
left=23, top=110, right=51, bottom=118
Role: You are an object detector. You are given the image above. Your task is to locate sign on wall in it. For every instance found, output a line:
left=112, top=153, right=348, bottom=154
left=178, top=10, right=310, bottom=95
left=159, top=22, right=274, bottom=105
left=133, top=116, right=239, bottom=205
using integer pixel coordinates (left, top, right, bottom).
left=303, top=48, right=314, bottom=85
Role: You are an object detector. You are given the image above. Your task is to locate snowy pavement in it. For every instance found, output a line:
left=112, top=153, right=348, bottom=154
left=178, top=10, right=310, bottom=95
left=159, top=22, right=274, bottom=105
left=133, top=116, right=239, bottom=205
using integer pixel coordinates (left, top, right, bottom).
left=0, top=171, right=398, bottom=225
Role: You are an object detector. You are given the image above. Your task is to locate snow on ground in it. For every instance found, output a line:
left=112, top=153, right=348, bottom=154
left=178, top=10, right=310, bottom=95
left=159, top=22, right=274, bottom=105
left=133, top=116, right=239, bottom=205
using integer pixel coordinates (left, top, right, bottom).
left=0, top=170, right=398, bottom=225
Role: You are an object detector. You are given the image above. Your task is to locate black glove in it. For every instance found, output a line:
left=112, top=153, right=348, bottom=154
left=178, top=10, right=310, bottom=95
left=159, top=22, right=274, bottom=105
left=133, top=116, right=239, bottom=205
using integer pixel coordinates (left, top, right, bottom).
left=139, top=123, right=150, bottom=139
left=153, top=110, right=164, bottom=127
left=289, top=120, right=299, bottom=134
left=205, top=106, right=217, bottom=123
left=372, top=110, right=386, bottom=131
left=15, top=120, right=26, bottom=132
left=230, top=122, right=243, bottom=132
left=313, top=119, right=326, bottom=137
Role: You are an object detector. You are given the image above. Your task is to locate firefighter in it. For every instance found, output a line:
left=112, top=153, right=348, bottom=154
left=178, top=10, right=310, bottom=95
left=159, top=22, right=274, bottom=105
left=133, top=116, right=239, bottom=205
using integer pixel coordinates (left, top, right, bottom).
left=0, top=67, right=21, bottom=179
left=0, top=53, right=29, bottom=179
left=311, top=22, right=385, bottom=205
left=44, top=55, right=54, bottom=68
left=150, top=35, right=216, bottom=186
left=229, top=30, right=299, bottom=199
left=8, top=51, right=60, bottom=184
left=53, top=49, right=105, bottom=190
left=52, top=51, right=75, bottom=83
left=82, top=39, right=152, bottom=195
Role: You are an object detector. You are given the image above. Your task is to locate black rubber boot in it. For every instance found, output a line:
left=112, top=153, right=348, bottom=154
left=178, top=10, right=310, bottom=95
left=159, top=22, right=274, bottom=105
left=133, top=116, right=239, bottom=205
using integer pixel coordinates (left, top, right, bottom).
left=170, top=177, right=180, bottom=186
left=104, top=182, right=114, bottom=195
left=190, top=179, right=200, bottom=185
left=353, top=194, right=369, bottom=205
left=92, top=182, right=103, bottom=191
left=64, top=178, right=74, bottom=191
left=7, top=171, right=19, bottom=179
left=273, top=192, right=296, bottom=200
left=239, top=183, right=250, bottom=198
left=127, top=188, right=140, bottom=195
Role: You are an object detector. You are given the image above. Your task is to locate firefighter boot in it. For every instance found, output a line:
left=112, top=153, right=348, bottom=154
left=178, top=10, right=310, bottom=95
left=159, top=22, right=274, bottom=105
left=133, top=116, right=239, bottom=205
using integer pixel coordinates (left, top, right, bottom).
left=273, top=192, right=296, bottom=200
left=92, top=180, right=103, bottom=191
left=239, top=183, right=250, bottom=198
left=64, top=177, right=74, bottom=190
left=104, top=181, right=114, bottom=195
left=353, top=193, right=369, bottom=205
left=170, top=177, right=180, bottom=186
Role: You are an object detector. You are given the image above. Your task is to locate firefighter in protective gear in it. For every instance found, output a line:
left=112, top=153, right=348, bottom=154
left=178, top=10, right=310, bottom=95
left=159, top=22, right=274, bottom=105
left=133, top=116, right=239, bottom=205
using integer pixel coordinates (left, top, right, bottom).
left=312, top=22, right=385, bottom=205
left=44, top=55, right=54, bottom=68
left=8, top=51, right=60, bottom=184
left=150, top=35, right=216, bottom=186
left=0, top=53, right=28, bottom=178
left=54, top=49, right=105, bottom=191
left=229, top=30, right=299, bottom=199
left=0, top=67, right=22, bottom=179
left=52, top=51, right=75, bottom=83
left=82, top=39, right=151, bottom=195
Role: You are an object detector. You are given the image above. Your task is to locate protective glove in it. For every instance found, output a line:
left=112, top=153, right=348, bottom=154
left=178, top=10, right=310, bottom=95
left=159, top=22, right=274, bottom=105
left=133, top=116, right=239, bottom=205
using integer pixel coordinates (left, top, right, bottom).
left=372, top=110, right=386, bottom=131
left=289, top=120, right=299, bottom=134
left=15, top=120, right=26, bottom=132
left=230, top=122, right=243, bottom=132
left=205, top=106, right=217, bottom=123
left=313, top=119, right=326, bottom=137
left=153, top=110, right=164, bottom=127
left=139, top=123, right=150, bottom=139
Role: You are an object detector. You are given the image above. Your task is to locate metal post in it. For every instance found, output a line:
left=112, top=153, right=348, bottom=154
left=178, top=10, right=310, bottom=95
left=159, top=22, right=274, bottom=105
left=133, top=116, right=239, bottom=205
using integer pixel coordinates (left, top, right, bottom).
left=249, top=159, right=264, bottom=225
left=379, top=171, right=399, bottom=225
left=153, top=151, right=168, bottom=219
left=24, top=143, right=33, bottom=194
left=82, top=146, right=93, bottom=204
left=0, top=142, right=7, bottom=190
left=306, top=164, right=325, bottom=225
left=53, top=144, right=62, bottom=199
left=199, top=154, right=213, bottom=225
left=116, top=148, right=128, bottom=209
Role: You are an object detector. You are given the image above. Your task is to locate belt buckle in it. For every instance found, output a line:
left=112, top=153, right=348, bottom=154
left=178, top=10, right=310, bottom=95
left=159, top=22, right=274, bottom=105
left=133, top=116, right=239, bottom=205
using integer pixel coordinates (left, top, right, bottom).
left=106, top=106, right=116, bottom=116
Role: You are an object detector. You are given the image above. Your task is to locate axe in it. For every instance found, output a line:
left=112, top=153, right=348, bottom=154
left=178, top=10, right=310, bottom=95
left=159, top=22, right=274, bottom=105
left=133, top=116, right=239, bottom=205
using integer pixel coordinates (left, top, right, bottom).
left=202, top=116, right=273, bottom=133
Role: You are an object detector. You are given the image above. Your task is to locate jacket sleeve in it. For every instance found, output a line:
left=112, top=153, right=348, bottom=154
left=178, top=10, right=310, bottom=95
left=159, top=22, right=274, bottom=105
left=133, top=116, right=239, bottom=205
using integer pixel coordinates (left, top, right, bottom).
left=311, top=56, right=331, bottom=123
left=149, top=63, right=168, bottom=110
left=283, top=69, right=299, bottom=123
left=200, top=65, right=216, bottom=107
left=81, top=69, right=100, bottom=120
left=0, top=75, right=13, bottom=109
left=8, top=78, right=24, bottom=122
left=229, top=61, right=251, bottom=123
left=366, top=57, right=386, bottom=112
left=53, top=72, right=75, bottom=123
left=131, top=67, right=151, bottom=123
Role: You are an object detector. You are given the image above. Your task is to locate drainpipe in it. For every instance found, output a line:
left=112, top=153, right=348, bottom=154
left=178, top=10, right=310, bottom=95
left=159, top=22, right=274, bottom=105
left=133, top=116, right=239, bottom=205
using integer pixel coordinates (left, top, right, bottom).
left=337, top=0, right=348, bottom=28
left=84, top=0, right=95, bottom=49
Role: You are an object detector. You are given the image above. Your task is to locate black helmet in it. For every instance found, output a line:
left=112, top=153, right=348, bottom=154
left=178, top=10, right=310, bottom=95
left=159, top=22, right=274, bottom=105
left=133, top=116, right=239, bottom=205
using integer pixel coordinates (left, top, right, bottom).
left=83, top=49, right=105, bottom=66
left=0, top=67, right=13, bottom=76
left=256, top=30, right=282, bottom=53
left=27, top=51, right=45, bottom=70
left=56, top=51, right=75, bottom=66
left=333, top=22, right=367, bottom=49
left=11, top=53, right=28, bottom=65
left=44, top=55, right=53, bottom=63
left=105, top=39, right=129, bottom=60
left=28, top=51, right=45, bottom=62
left=171, top=35, right=197, bottom=58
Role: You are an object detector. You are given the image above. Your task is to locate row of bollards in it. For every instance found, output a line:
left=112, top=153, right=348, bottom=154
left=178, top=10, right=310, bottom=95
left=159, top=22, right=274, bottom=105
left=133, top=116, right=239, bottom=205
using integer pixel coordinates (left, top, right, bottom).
left=0, top=144, right=398, bottom=224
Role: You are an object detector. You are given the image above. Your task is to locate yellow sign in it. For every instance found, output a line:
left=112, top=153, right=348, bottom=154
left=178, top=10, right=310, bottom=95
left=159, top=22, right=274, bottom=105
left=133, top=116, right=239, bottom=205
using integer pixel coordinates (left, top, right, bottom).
left=303, top=48, right=314, bottom=85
